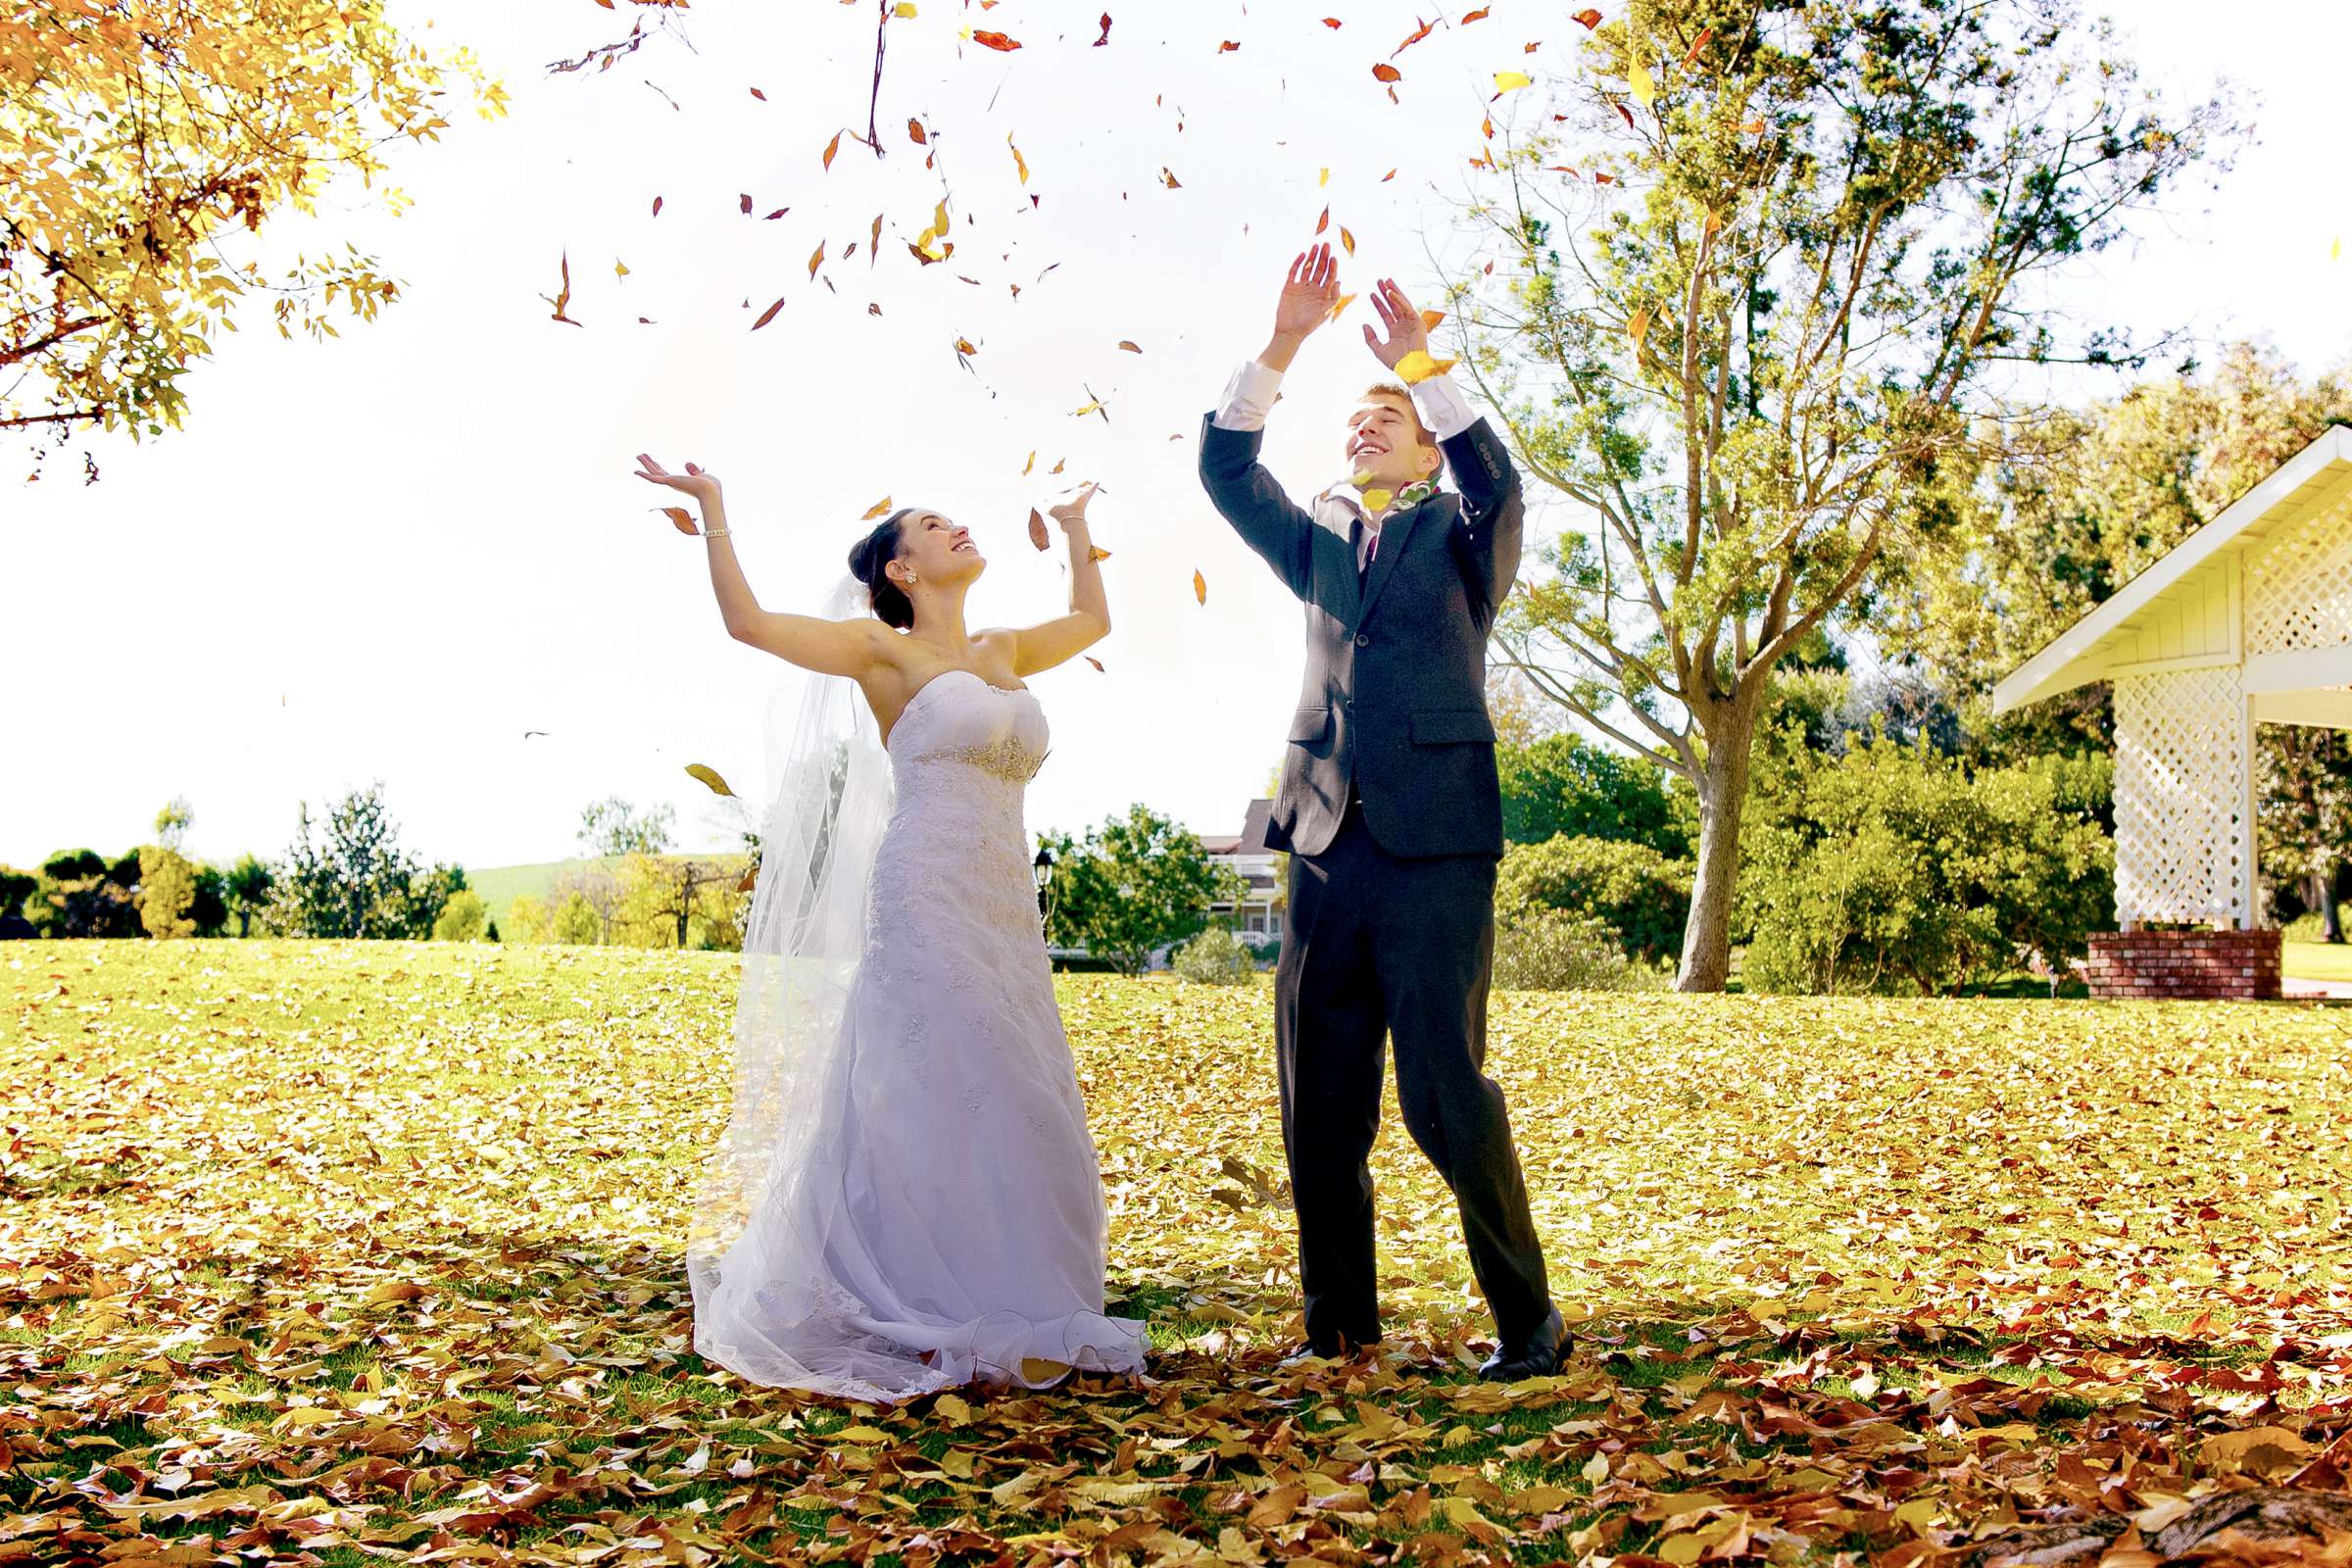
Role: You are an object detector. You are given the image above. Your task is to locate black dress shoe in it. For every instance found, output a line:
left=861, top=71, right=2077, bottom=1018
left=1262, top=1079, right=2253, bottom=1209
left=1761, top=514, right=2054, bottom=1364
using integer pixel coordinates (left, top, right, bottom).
left=1477, top=1307, right=1566, bottom=1382
left=1277, top=1329, right=1380, bottom=1370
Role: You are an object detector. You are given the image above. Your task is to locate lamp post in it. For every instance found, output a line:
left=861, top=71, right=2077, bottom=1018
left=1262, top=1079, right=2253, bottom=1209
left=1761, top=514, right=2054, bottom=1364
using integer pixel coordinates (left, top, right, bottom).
left=1032, top=844, right=1055, bottom=926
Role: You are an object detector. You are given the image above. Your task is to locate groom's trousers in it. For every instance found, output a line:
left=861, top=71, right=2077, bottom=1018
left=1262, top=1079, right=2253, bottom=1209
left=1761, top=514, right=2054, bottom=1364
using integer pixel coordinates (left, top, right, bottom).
left=1274, top=799, right=1552, bottom=1349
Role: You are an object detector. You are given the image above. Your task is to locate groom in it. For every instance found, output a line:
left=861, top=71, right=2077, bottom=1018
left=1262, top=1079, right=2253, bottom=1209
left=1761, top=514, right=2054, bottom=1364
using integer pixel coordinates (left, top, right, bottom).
left=1198, top=243, right=1563, bottom=1381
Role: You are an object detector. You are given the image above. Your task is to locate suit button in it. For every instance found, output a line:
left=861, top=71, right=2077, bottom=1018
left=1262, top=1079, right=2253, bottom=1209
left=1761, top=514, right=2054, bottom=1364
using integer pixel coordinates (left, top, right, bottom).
left=1353, top=633, right=1369, bottom=648
left=1342, top=697, right=1353, bottom=710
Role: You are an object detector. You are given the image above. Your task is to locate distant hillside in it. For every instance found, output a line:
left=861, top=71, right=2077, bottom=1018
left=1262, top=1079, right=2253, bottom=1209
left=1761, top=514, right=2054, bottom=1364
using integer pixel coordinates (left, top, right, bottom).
left=468, top=854, right=750, bottom=930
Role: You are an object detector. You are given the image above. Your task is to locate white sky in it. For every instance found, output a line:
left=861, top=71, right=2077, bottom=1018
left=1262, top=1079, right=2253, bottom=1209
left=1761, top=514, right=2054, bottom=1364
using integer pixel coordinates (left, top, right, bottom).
left=7, top=0, right=2349, bottom=873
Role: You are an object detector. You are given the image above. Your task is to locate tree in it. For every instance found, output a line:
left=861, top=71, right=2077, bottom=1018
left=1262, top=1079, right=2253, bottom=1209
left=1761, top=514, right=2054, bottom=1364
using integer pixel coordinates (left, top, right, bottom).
left=577, top=797, right=675, bottom=858
left=505, top=894, right=554, bottom=944
left=2261, top=727, right=2352, bottom=943
left=1461, top=0, right=2230, bottom=989
left=28, top=847, right=140, bottom=938
left=221, top=853, right=275, bottom=939
left=433, top=888, right=487, bottom=942
left=1496, top=731, right=1688, bottom=854
left=135, top=846, right=197, bottom=939
left=1042, top=806, right=1246, bottom=975
left=1495, top=835, right=1691, bottom=964
left=270, top=782, right=453, bottom=938
left=1, top=3, right=503, bottom=467
left=553, top=891, right=604, bottom=946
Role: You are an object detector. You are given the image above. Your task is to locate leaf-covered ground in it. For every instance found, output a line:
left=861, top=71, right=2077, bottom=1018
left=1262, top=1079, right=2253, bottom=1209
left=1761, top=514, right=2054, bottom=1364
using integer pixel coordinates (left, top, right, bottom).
left=6, top=942, right=2352, bottom=1566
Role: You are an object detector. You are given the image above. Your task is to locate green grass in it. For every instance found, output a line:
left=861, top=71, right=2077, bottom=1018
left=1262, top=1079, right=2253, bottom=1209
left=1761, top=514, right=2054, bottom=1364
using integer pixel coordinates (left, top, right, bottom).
left=5, top=940, right=2349, bottom=1566
left=2283, top=938, right=2352, bottom=983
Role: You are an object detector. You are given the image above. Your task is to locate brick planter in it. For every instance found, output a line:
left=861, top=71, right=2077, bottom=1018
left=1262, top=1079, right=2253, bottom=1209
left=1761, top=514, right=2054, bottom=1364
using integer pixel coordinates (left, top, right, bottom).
left=2084, top=929, right=2282, bottom=1001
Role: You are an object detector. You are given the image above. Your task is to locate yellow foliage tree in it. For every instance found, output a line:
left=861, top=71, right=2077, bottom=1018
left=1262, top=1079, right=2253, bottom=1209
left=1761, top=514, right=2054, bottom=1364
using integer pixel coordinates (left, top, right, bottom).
left=0, top=3, right=505, bottom=461
left=135, top=845, right=196, bottom=939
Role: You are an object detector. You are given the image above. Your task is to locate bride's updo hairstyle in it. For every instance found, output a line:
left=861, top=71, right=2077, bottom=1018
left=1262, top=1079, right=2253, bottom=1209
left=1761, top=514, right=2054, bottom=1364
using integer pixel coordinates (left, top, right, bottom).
left=847, top=508, right=920, bottom=630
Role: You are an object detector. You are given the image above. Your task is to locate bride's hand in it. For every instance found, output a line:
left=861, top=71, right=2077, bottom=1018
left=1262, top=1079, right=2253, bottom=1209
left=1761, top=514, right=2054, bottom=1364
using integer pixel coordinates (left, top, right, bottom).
left=1047, top=480, right=1100, bottom=531
left=635, top=453, right=721, bottom=504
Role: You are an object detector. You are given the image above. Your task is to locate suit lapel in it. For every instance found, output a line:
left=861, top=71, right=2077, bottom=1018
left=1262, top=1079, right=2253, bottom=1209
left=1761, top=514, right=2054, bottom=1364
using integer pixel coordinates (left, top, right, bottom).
left=1355, top=499, right=1429, bottom=626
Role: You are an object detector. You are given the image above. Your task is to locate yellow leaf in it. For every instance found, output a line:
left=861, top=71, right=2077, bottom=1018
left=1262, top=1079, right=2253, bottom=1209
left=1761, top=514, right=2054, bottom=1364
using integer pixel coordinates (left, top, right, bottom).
left=863, top=496, right=894, bottom=519
left=1194, top=569, right=1208, bottom=606
left=1322, top=291, right=1356, bottom=324
left=684, top=763, right=734, bottom=798
left=934, top=1393, right=974, bottom=1424
left=1630, top=306, right=1652, bottom=356
left=1494, top=70, right=1534, bottom=92
left=1361, top=488, right=1395, bottom=513
left=835, top=1424, right=892, bottom=1444
left=1319, top=167, right=1331, bottom=187
left=1630, top=56, right=1656, bottom=107
left=2334, top=236, right=2343, bottom=263
left=894, top=0, right=916, bottom=13
left=1008, top=135, right=1029, bottom=184
left=613, top=259, right=629, bottom=277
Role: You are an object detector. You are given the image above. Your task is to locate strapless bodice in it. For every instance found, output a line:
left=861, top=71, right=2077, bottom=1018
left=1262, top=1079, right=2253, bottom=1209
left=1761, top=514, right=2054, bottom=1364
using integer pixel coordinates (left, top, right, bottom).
left=885, top=669, right=1049, bottom=784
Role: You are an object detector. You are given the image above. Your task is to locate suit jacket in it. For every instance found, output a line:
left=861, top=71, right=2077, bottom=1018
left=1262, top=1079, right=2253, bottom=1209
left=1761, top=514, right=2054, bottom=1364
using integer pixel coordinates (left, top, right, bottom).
left=1199, top=410, right=1525, bottom=859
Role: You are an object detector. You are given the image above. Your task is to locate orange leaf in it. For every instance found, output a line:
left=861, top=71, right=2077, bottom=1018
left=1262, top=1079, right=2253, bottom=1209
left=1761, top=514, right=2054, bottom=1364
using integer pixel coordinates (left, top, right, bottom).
left=863, top=497, right=894, bottom=519
left=1315, top=206, right=1330, bottom=235
left=737, top=864, right=759, bottom=892
left=1217, top=39, right=1240, bottom=52
left=1629, top=306, right=1651, bottom=356
left=751, top=296, right=786, bottom=330
left=1339, top=226, right=1356, bottom=256
left=1090, top=544, right=1112, bottom=562
left=1193, top=569, right=1208, bottom=607
left=1681, top=26, right=1713, bottom=67
left=1461, top=5, right=1490, bottom=19
left=808, top=242, right=826, bottom=279
left=1160, top=167, right=1183, bottom=188
left=1322, top=17, right=1343, bottom=27
left=659, top=506, right=697, bottom=535
left=1572, top=7, right=1601, bottom=26
left=1740, top=118, right=1767, bottom=133
left=1029, top=509, right=1051, bottom=551
left=1118, top=340, right=1143, bottom=353
left=870, top=213, right=884, bottom=264
left=1372, top=63, right=1401, bottom=83
left=908, top=117, right=927, bottom=144
left=971, top=28, right=1022, bottom=50
left=1382, top=168, right=1397, bottom=181
left=1420, top=308, right=1446, bottom=330
left=823, top=130, right=843, bottom=169
left=1084, top=655, right=1105, bottom=671
left=1393, top=17, right=1435, bottom=55
left=1051, top=458, right=1066, bottom=474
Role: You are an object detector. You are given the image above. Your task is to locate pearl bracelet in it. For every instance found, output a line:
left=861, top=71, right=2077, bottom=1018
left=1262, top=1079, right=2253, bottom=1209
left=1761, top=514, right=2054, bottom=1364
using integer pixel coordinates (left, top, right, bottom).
left=704, top=526, right=731, bottom=540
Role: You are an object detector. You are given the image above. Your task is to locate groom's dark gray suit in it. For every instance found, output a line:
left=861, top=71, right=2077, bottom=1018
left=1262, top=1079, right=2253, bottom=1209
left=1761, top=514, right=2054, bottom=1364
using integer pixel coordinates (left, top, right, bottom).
left=1198, top=383, right=1553, bottom=1352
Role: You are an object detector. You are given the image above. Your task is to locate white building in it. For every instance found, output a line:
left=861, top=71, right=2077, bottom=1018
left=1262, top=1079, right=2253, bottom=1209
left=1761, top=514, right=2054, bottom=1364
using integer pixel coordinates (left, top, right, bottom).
left=1200, top=798, right=1285, bottom=941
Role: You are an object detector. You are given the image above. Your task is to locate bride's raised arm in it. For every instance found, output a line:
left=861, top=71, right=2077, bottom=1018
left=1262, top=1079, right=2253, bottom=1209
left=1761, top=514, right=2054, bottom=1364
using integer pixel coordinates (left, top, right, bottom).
left=1007, top=481, right=1111, bottom=676
left=637, top=453, right=893, bottom=678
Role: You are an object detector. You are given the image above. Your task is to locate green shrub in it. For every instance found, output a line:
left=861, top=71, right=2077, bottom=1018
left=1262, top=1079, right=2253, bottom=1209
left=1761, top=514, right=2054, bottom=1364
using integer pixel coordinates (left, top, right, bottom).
left=1493, top=907, right=1668, bottom=992
left=433, top=889, right=487, bottom=942
left=1495, top=834, right=1691, bottom=962
left=553, top=891, right=604, bottom=945
left=1740, top=738, right=2112, bottom=995
left=1175, top=925, right=1258, bottom=986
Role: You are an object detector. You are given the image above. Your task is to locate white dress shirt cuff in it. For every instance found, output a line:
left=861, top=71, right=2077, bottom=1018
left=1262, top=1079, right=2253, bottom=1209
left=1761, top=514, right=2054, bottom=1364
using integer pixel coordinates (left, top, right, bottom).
left=1211, top=359, right=1285, bottom=432
left=1408, top=370, right=1479, bottom=443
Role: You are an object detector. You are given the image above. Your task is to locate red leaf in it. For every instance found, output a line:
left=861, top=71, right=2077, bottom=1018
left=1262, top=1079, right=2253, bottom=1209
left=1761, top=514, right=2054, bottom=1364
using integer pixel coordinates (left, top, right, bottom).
left=1682, top=26, right=1713, bottom=66
left=1084, top=655, right=1105, bottom=671
left=750, top=85, right=766, bottom=101
left=651, top=194, right=663, bottom=217
left=738, top=193, right=753, bottom=215
left=1371, top=63, right=1401, bottom=82
left=1461, top=6, right=1490, bottom=20
left=764, top=207, right=790, bottom=220
left=1572, top=8, right=1602, bottom=27
left=1094, top=12, right=1111, bottom=45
left=1028, top=509, right=1051, bottom=551
left=1217, top=39, right=1240, bottom=52
left=1322, top=17, right=1343, bottom=27
left=971, top=28, right=1022, bottom=51
left=751, top=296, right=786, bottom=330
left=1615, top=100, right=1636, bottom=128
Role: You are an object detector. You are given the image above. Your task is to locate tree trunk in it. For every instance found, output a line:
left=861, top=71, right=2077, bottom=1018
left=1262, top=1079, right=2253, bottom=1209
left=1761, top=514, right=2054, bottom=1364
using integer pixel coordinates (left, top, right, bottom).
left=1676, top=695, right=1761, bottom=993
left=2321, top=865, right=2344, bottom=944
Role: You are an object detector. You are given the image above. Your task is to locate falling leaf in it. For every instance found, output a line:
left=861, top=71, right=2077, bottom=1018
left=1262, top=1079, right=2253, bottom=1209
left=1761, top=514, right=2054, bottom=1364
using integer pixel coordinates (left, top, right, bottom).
left=1072, top=400, right=1102, bottom=417
left=1009, top=135, right=1029, bottom=184
left=1160, top=167, right=1183, bottom=188
left=1572, top=7, right=1602, bottom=26
left=1051, top=458, right=1065, bottom=473
left=1739, top=117, right=1766, bottom=133
left=751, top=296, right=787, bottom=331
left=1093, top=13, right=1112, bottom=46
left=1193, top=569, right=1208, bottom=606
left=863, top=497, right=894, bottom=519
left=651, top=194, right=663, bottom=218
left=956, top=336, right=980, bottom=357
left=1217, top=40, right=1240, bottom=53
left=613, top=259, right=629, bottom=278
left=1084, top=654, right=1104, bottom=670
left=1461, top=6, right=1491, bottom=20
left=545, top=251, right=582, bottom=326
left=1319, top=168, right=1331, bottom=188
left=1315, top=206, right=1330, bottom=235
left=1629, top=54, right=1655, bottom=107
left=908, top=117, right=927, bottom=145
left=1322, top=16, right=1343, bottom=26
left=750, top=85, right=767, bottom=100
left=1420, top=308, right=1446, bottom=330
left=1681, top=26, right=1713, bottom=66
left=684, top=763, right=735, bottom=798
left=658, top=506, right=696, bottom=535
left=1615, top=100, right=1636, bottom=128
left=1323, top=291, right=1356, bottom=324
left=808, top=242, right=826, bottom=279
left=1023, top=451, right=1037, bottom=475
left=823, top=130, right=843, bottom=169
left=1090, top=544, right=1112, bottom=562
left=871, top=213, right=885, bottom=265
left=737, top=863, right=759, bottom=891
left=1382, top=168, right=1397, bottom=181
left=737, top=193, right=753, bottom=215
left=1029, top=509, right=1051, bottom=551
left=1393, top=17, right=1435, bottom=55
left=971, top=28, right=1022, bottom=51
left=1629, top=306, right=1652, bottom=357
left=1339, top=226, right=1356, bottom=256
left=1494, top=70, right=1534, bottom=92
left=1118, top=340, right=1143, bottom=353
left=764, top=206, right=790, bottom=220
left=1372, top=63, right=1402, bottom=83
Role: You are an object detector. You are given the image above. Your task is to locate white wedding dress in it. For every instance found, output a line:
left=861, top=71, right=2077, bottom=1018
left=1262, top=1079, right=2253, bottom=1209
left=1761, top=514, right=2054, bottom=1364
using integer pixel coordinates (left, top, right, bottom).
left=691, top=667, right=1149, bottom=1403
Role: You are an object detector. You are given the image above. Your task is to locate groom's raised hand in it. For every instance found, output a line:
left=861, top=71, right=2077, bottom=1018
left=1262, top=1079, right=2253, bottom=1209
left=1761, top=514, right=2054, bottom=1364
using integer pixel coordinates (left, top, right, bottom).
left=1261, top=243, right=1341, bottom=372
left=1362, top=277, right=1431, bottom=371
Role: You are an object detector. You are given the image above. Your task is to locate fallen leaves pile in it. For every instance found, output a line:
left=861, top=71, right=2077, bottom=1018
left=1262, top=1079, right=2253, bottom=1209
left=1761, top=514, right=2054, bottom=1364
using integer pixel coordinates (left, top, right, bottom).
left=6, top=941, right=2352, bottom=1565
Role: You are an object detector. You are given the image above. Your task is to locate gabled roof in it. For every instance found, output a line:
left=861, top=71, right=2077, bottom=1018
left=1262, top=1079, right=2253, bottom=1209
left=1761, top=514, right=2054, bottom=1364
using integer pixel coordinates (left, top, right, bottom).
left=1992, top=423, right=2352, bottom=713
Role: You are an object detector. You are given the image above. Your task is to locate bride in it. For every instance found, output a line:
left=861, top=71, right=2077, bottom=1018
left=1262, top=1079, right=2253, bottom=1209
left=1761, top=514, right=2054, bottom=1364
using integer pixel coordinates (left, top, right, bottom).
left=634, top=453, right=1148, bottom=1403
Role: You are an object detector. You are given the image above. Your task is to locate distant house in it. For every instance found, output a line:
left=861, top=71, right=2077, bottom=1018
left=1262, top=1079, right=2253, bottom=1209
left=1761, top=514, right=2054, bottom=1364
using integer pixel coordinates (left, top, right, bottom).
left=1200, top=798, right=1285, bottom=941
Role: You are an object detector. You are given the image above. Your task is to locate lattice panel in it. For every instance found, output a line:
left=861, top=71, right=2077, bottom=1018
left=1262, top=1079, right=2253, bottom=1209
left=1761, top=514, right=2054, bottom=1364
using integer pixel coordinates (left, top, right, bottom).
left=2245, top=486, right=2352, bottom=655
left=2113, top=667, right=2251, bottom=926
